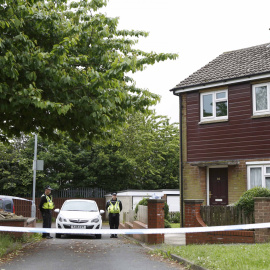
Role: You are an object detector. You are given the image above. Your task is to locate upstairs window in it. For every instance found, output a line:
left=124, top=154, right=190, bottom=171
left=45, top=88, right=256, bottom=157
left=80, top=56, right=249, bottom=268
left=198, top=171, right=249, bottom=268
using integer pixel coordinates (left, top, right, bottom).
left=252, top=83, right=270, bottom=116
left=200, top=90, right=228, bottom=122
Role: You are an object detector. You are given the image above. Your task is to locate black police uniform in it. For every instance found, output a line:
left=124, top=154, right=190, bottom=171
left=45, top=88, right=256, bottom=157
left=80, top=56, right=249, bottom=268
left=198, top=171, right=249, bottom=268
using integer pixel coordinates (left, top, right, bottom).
left=106, top=196, right=122, bottom=238
left=39, top=186, right=54, bottom=239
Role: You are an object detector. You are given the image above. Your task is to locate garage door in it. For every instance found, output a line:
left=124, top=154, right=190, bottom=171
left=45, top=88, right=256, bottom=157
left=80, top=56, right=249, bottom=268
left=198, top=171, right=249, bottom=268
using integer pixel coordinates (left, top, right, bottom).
left=167, top=195, right=180, bottom=212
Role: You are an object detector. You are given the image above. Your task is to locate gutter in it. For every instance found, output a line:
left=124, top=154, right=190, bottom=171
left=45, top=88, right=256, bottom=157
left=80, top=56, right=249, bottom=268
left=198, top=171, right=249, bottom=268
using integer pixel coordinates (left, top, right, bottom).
left=179, top=95, right=184, bottom=228
left=171, top=71, right=270, bottom=95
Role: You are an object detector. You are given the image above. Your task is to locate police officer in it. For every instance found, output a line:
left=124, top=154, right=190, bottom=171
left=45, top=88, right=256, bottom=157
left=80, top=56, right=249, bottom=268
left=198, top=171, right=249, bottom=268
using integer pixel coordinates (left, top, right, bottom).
left=106, top=192, right=122, bottom=238
left=39, top=185, right=54, bottom=239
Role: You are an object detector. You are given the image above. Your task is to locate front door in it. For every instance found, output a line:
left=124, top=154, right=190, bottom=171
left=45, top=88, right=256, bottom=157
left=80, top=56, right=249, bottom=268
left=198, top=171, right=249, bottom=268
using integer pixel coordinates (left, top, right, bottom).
left=209, top=168, right=228, bottom=205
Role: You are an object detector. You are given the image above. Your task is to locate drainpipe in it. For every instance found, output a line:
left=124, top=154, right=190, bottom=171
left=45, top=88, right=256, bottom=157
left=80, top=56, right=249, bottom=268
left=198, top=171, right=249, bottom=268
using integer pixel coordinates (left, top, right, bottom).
left=179, top=95, right=184, bottom=228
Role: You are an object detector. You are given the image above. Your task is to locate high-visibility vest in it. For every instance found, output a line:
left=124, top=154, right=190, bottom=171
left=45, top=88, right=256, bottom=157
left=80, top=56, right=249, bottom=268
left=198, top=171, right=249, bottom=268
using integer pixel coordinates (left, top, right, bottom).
left=108, top=201, right=120, bottom=214
left=42, top=195, right=54, bottom=210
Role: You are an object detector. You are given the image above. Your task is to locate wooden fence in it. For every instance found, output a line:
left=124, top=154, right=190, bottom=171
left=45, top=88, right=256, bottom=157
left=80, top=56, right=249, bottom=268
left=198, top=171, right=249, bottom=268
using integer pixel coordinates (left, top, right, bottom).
left=51, top=188, right=106, bottom=198
left=200, top=205, right=254, bottom=226
left=13, top=197, right=106, bottom=220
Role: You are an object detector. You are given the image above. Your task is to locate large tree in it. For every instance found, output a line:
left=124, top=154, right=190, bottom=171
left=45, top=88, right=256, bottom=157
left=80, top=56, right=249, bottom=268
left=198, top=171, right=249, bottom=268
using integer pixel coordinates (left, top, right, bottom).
left=0, top=0, right=177, bottom=143
left=118, top=112, right=179, bottom=190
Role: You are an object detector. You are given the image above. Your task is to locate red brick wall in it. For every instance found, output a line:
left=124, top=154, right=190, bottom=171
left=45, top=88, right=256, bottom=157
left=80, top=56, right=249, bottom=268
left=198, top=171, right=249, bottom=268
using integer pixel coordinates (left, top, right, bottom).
left=184, top=199, right=206, bottom=227
left=184, top=199, right=254, bottom=244
left=0, top=218, right=36, bottom=239
left=147, top=199, right=165, bottom=244
left=187, top=230, right=254, bottom=244
left=254, top=197, right=270, bottom=243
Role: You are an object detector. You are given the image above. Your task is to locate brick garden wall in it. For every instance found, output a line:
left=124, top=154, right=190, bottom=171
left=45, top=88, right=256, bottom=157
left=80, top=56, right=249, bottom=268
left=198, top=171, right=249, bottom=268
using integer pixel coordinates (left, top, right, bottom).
left=119, top=199, right=165, bottom=245
left=0, top=218, right=36, bottom=239
left=147, top=199, right=165, bottom=244
left=254, top=197, right=270, bottom=243
left=187, top=231, right=254, bottom=244
left=184, top=199, right=255, bottom=245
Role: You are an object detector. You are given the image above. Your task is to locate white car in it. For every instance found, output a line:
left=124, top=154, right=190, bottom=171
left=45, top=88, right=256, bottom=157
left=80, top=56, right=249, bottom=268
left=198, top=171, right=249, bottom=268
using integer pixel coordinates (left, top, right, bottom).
left=54, top=199, right=104, bottom=239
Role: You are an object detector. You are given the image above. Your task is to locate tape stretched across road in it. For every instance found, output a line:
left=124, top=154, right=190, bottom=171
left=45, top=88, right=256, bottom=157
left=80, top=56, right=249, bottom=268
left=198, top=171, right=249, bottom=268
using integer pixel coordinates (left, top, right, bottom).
left=1, top=222, right=270, bottom=235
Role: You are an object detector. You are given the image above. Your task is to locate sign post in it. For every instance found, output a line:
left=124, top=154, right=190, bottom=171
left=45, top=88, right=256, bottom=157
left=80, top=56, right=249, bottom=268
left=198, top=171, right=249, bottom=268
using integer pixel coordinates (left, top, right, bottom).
left=31, top=134, right=38, bottom=218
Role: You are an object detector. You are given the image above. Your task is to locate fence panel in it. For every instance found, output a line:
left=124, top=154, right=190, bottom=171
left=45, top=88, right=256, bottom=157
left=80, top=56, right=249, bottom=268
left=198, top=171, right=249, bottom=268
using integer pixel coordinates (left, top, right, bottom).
left=200, top=205, right=254, bottom=226
left=0, top=187, right=106, bottom=199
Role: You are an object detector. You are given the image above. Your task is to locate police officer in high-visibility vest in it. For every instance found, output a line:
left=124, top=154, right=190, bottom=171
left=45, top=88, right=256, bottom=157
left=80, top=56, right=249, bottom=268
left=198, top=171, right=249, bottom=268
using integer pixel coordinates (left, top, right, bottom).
left=39, top=185, right=54, bottom=239
left=106, top=192, right=122, bottom=238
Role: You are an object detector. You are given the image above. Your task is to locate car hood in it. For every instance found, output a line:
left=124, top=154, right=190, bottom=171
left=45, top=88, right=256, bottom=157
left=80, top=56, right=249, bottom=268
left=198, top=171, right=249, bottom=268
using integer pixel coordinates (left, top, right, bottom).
left=59, top=211, right=100, bottom=219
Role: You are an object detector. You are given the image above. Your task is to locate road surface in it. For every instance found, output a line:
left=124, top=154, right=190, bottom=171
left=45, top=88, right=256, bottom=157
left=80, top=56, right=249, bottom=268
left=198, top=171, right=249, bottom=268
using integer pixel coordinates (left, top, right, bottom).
left=0, top=234, right=185, bottom=270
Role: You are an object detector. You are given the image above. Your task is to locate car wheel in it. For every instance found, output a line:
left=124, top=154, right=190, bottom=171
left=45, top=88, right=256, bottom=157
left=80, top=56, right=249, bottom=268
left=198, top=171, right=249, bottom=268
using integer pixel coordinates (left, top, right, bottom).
left=55, top=233, right=61, bottom=238
left=95, top=234, right=102, bottom=239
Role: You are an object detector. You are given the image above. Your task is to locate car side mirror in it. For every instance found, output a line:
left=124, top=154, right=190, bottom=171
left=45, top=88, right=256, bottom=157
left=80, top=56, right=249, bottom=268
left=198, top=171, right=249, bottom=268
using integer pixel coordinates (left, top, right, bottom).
left=54, top=209, right=60, bottom=213
left=99, top=210, right=105, bottom=214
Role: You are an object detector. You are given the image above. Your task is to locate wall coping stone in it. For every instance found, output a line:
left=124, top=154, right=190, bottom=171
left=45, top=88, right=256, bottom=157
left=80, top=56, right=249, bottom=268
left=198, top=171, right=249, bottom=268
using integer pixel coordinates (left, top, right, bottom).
left=254, top=197, right=270, bottom=201
left=27, top=218, right=36, bottom=225
left=0, top=218, right=27, bottom=222
left=147, top=199, right=165, bottom=203
left=184, top=199, right=204, bottom=204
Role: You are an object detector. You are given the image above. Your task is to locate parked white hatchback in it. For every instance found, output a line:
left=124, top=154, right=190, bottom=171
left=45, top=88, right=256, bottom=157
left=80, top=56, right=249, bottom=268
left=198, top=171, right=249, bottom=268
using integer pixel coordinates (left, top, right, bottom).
left=54, top=199, right=104, bottom=239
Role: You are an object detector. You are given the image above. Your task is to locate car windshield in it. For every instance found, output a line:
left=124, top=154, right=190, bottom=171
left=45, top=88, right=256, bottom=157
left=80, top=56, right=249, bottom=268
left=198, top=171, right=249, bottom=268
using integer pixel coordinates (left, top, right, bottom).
left=61, top=201, right=98, bottom=212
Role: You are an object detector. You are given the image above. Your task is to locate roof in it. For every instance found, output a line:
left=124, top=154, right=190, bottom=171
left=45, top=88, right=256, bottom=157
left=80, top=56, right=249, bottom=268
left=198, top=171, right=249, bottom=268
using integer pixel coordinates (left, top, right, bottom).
left=105, top=189, right=180, bottom=197
left=172, top=43, right=270, bottom=92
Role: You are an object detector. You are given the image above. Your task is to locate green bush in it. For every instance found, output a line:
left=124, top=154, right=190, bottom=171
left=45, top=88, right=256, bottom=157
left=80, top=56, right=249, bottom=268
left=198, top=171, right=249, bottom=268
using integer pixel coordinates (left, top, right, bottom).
left=171, top=212, right=180, bottom=223
left=164, top=219, right=171, bottom=228
left=164, top=202, right=170, bottom=221
left=135, top=197, right=148, bottom=214
left=235, top=187, right=270, bottom=215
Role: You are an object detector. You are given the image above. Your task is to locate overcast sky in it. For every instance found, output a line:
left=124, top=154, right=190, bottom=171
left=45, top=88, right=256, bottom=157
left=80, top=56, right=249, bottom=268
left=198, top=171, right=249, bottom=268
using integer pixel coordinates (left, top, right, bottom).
left=102, top=0, right=270, bottom=123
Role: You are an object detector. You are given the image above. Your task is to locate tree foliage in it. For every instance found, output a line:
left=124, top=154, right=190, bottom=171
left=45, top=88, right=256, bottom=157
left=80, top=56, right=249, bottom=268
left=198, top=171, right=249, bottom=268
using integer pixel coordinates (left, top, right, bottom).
left=0, top=138, right=33, bottom=195
left=0, top=0, right=177, bottom=143
left=0, top=112, right=179, bottom=195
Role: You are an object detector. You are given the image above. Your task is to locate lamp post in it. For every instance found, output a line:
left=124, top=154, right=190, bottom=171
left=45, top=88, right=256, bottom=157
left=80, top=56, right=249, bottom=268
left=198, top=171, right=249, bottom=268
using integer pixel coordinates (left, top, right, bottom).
left=31, top=134, right=38, bottom=218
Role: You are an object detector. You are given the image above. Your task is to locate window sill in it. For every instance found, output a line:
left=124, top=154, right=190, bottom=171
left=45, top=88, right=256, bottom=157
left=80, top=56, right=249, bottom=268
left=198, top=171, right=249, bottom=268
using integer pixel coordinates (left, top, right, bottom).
left=199, top=119, right=228, bottom=125
left=252, top=114, right=270, bottom=119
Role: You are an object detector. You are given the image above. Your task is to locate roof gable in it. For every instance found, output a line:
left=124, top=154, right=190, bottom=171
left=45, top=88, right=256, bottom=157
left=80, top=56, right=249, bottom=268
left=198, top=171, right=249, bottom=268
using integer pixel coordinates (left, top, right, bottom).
left=173, top=43, right=270, bottom=91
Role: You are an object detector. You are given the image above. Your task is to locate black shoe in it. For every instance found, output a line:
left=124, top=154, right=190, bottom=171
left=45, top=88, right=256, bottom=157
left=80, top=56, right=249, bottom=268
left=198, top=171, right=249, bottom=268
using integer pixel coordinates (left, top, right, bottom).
left=114, top=235, right=118, bottom=238
left=110, top=235, right=114, bottom=238
left=46, top=236, right=53, bottom=239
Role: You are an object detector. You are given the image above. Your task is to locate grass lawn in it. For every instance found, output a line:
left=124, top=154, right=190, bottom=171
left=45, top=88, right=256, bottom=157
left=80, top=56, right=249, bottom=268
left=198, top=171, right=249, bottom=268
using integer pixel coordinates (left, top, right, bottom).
left=169, top=223, right=180, bottom=228
left=156, top=243, right=270, bottom=270
left=0, top=233, right=42, bottom=258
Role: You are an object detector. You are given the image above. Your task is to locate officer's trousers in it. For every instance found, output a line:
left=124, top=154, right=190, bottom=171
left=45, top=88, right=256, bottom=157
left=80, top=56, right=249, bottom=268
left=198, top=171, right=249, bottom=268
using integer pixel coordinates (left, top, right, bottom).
left=42, top=210, right=52, bottom=237
left=109, top=213, right=119, bottom=230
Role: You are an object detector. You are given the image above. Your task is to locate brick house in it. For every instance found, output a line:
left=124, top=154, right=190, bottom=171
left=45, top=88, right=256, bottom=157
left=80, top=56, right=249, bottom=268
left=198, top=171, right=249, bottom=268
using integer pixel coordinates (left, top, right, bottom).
left=171, top=43, right=270, bottom=223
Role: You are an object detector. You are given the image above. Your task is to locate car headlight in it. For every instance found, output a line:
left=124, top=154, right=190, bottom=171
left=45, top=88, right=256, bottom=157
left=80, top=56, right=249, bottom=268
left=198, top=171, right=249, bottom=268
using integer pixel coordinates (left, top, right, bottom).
left=91, top=218, right=99, bottom=223
left=59, top=216, right=67, bottom=222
